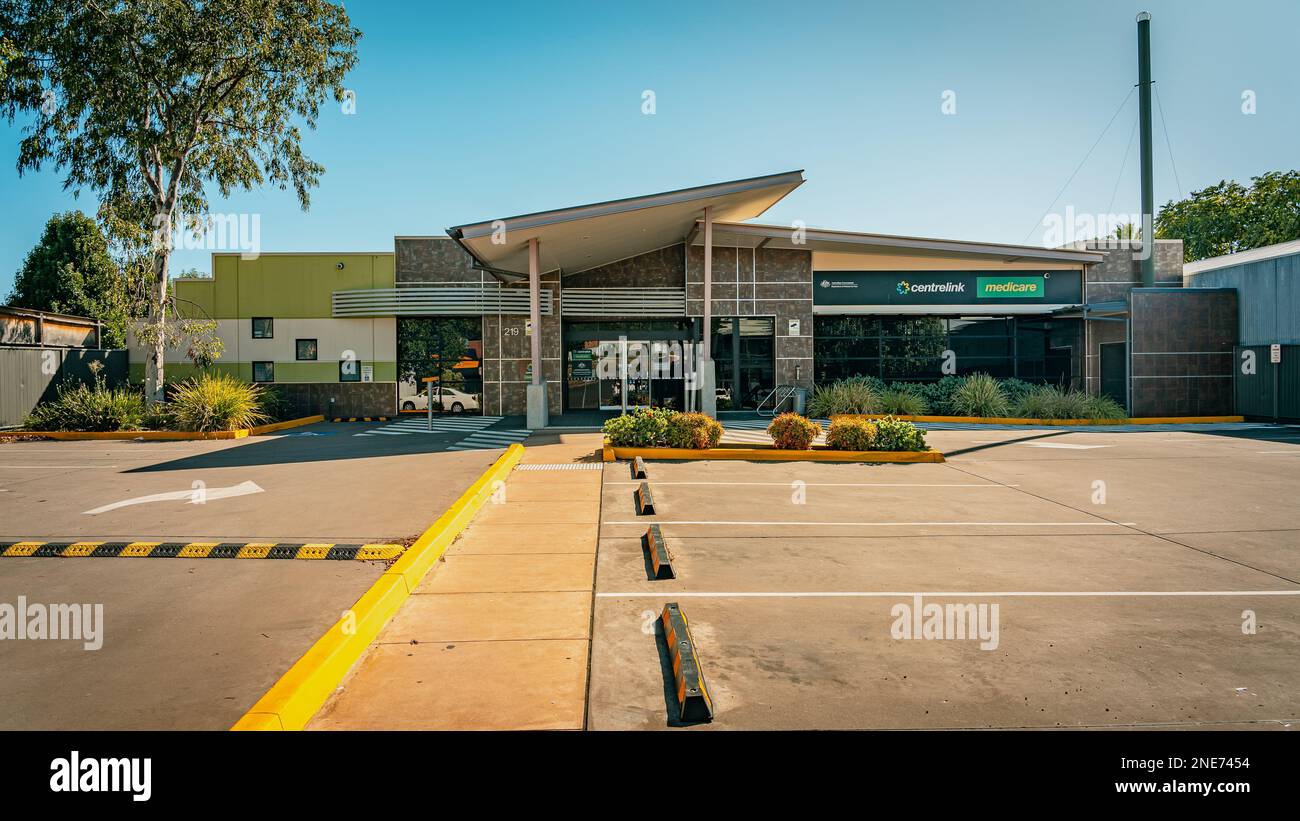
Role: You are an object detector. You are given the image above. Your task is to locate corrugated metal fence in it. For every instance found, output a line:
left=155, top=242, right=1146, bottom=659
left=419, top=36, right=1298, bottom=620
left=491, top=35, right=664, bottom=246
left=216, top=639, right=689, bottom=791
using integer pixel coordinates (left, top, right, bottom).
left=0, top=348, right=128, bottom=428
left=1234, top=345, right=1300, bottom=421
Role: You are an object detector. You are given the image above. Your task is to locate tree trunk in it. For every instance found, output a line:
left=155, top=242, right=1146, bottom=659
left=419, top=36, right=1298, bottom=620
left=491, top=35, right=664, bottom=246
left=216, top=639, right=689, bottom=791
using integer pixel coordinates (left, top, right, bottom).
left=144, top=212, right=172, bottom=405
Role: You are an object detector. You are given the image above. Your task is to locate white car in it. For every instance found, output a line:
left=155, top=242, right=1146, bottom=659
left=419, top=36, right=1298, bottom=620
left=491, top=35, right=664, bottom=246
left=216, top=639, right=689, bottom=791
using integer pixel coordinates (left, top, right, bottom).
left=401, top=386, right=480, bottom=413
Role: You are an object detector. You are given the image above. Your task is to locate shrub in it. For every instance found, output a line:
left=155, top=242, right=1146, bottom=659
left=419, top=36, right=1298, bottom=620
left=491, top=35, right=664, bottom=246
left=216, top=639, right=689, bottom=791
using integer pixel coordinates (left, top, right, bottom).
left=1045, top=388, right=1092, bottom=419
left=169, top=371, right=269, bottom=432
left=24, top=377, right=145, bottom=431
left=871, top=416, right=928, bottom=451
left=893, top=376, right=964, bottom=415
left=824, top=417, right=876, bottom=451
left=948, top=373, right=1009, bottom=417
left=1011, top=386, right=1058, bottom=419
left=1082, top=393, right=1127, bottom=420
left=807, top=377, right=880, bottom=417
left=664, top=411, right=723, bottom=449
left=998, top=378, right=1038, bottom=405
left=877, top=387, right=928, bottom=416
left=767, top=412, right=820, bottom=449
left=142, top=403, right=176, bottom=431
left=1011, top=386, right=1127, bottom=420
left=602, top=407, right=674, bottom=447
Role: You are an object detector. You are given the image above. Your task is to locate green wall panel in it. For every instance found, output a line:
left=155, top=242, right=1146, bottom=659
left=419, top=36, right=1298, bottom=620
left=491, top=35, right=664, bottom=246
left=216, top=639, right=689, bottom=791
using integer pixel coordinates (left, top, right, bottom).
left=205, top=253, right=394, bottom=319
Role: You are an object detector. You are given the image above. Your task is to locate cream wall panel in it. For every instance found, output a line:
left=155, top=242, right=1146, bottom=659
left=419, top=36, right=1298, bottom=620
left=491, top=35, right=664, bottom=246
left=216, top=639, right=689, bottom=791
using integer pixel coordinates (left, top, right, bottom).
left=813, top=251, right=1084, bottom=272
left=129, top=318, right=393, bottom=364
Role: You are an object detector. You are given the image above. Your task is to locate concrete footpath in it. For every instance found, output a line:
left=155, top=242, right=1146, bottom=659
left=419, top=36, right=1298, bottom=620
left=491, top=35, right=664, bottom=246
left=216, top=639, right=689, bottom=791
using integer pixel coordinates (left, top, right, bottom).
left=308, top=435, right=602, bottom=729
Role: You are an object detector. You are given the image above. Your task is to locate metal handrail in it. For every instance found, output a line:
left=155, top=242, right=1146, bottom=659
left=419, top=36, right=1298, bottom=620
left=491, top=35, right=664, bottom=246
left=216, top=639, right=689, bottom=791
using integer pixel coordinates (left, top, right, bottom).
left=755, top=384, right=799, bottom=417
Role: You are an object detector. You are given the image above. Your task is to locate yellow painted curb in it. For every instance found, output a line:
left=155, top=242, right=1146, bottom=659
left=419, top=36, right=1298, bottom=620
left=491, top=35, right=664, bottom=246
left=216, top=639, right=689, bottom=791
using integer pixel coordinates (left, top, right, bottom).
left=231, top=442, right=526, bottom=731
left=831, top=414, right=1245, bottom=426
left=246, top=415, right=326, bottom=435
left=4, top=415, right=325, bottom=441
left=607, top=444, right=943, bottom=463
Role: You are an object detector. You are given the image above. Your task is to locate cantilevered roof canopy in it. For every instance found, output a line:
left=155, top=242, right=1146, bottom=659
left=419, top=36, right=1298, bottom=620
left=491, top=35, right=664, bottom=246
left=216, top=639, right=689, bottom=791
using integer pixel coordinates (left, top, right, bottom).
left=697, top=222, right=1106, bottom=265
left=447, top=171, right=805, bottom=277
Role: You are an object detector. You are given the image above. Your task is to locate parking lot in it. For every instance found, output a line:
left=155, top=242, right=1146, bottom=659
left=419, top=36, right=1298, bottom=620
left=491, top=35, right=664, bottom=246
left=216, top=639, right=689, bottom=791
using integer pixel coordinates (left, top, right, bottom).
left=0, top=418, right=519, bottom=729
left=588, top=424, right=1300, bottom=730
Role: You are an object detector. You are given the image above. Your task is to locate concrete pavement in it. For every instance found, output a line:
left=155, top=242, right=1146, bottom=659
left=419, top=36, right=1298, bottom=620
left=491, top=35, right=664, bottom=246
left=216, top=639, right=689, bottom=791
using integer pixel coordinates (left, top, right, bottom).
left=0, top=421, right=503, bottom=729
left=588, top=424, right=1300, bottom=730
left=308, top=433, right=604, bottom=730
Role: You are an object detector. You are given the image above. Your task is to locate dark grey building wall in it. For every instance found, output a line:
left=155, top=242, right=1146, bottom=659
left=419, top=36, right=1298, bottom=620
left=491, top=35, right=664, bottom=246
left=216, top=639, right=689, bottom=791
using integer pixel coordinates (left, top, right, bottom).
left=1083, top=239, right=1183, bottom=397
left=686, top=244, right=814, bottom=391
left=0, top=348, right=127, bottom=427
left=1129, top=288, right=1238, bottom=416
left=564, top=244, right=684, bottom=289
left=273, top=382, right=397, bottom=420
left=395, top=237, right=559, bottom=417
left=1186, top=251, right=1300, bottom=346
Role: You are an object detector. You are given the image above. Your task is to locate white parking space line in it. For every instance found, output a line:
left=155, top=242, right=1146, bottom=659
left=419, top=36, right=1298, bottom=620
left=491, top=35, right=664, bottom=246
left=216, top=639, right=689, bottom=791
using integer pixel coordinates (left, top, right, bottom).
left=1024, top=443, right=1112, bottom=450
left=596, top=590, right=1300, bottom=598
left=606, top=520, right=1138, bottom=527
left=0, top=465, right=120, bottom=469
left=604, top=481, right=1019, bottom=487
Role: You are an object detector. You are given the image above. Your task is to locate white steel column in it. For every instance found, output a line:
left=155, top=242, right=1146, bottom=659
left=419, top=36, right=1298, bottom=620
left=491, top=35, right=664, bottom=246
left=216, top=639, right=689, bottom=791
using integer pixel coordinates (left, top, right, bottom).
left=699, top=207, right=717, bottom=417
left=526, top=236, right=549, bottom=428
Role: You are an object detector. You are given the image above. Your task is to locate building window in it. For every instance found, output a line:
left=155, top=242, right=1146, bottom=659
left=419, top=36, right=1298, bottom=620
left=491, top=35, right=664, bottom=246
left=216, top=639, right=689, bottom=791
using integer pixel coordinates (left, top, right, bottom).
left=252, top=317, right=274, bottom=339
left=710, top=316, right=775, bottom=409
left=252, top=361, right=274, bottom=382
left=296, top=339, right=318, bottom=361
left=396, top=317, right=484, bottom=413
left=339, top=358, right=361, bottom=382
left=813, top=315, right=1082, bottom=387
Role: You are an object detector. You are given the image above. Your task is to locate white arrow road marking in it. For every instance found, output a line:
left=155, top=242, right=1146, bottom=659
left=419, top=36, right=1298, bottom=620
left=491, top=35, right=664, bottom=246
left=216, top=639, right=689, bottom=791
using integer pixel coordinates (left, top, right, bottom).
left=1024, top=442, right=1111, bottom=450
left=82, top=480, right=264, bottom=515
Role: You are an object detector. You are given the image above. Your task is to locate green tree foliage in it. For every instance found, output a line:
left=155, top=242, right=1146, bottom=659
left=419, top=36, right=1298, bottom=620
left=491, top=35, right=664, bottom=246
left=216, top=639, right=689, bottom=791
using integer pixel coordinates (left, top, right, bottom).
left=0, top=0, right=360, bottom=402
left=8, top=211, right=129, bottom=346
left=0, top=35, right=15, bottom=81
left=1156, top=171, right=1300, bottom=261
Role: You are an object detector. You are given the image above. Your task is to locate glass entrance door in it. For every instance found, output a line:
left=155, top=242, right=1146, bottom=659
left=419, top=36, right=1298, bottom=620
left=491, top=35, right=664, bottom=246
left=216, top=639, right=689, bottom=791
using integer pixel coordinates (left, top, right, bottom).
left=582, top=338, right=685, bottom=413
left=595, top=339, right=650, bottom=411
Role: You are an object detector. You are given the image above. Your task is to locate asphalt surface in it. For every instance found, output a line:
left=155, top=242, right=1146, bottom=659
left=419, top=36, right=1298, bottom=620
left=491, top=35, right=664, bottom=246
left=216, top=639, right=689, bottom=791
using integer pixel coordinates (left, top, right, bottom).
left=588, top=423, right=1300, bottom=730
left=0, top=418, right=511, bottom=729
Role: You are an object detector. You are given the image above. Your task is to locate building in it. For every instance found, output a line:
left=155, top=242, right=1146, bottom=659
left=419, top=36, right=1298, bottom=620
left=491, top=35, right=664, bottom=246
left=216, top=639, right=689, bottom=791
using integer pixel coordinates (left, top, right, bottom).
left=130, top=170, right=1231, bottom=421
left=1, top=306, right=125, bottom=427
left=1185, top=240, right=1300, bottom=420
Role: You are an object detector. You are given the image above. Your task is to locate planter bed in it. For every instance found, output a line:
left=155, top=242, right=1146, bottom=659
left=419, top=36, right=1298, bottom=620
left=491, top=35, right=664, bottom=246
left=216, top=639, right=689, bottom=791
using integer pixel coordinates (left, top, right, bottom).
left=832, top=414, right=1245, bottom=426
left=0, top=414, right=324, bottom=441
left=602, top=441, right=944, bottom=463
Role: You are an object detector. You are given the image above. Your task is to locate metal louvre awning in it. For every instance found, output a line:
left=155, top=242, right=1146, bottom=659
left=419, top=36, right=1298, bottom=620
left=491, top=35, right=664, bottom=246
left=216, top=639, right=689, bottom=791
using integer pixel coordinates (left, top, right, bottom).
left=332, top=284, right=554, bottom=317
left=560, top=287, right=686, bottom=317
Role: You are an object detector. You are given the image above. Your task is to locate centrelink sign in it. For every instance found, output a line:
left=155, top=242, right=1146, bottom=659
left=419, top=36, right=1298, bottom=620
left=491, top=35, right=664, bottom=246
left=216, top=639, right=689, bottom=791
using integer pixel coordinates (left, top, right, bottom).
left=814, top=271, right=1081, bottom=307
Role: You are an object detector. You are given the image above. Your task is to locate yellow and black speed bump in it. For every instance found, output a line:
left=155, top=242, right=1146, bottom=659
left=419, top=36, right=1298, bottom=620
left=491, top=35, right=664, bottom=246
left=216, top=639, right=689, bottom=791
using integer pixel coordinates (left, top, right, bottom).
left=643, top=525, right=674, bottom=580
left=660, top=602, right=713, bottom=722
left=0, top=541, right=403, bottom=561
left=330, top=416, right=391, bottom=423
left=634, top=482, right=656, bottom=516
left=630, top=456, right=647, bottom=480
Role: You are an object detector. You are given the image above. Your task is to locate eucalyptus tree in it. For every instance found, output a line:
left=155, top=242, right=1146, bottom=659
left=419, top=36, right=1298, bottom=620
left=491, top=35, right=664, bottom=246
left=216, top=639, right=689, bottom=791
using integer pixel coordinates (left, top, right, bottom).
left=0, top=0, right=360, bottom=401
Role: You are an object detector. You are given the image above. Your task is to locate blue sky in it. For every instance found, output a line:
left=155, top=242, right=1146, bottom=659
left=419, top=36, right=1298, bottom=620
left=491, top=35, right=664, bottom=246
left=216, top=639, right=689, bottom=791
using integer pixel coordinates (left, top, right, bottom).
left=2, top=0, right=1297, bottom=294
